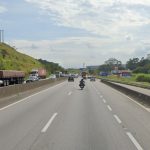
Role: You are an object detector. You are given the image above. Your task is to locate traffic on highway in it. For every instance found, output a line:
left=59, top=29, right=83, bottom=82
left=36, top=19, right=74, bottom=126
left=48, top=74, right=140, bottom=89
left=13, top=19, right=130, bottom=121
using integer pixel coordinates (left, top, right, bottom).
left=0, top=77, right=150, bottom=150
left=0, top=0, right=150, bottom=150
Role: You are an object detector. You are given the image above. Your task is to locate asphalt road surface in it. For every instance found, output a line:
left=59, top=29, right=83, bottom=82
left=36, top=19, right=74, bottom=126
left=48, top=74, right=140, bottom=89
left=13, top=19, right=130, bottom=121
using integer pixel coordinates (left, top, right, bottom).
left=0, top=78, right=150, bottom=150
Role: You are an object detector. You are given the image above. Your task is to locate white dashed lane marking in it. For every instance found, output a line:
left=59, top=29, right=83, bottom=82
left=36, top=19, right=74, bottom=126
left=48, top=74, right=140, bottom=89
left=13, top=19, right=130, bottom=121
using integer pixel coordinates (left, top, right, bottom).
left=107, top=105, right=112, bottom=111
left=68, top=92, right=72, bottom=96
left=113, top=115, right=122, bottom=124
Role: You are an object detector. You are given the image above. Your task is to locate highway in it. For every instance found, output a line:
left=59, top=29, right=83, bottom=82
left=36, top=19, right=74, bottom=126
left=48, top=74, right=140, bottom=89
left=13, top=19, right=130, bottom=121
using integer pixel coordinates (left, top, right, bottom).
left=0, top=78, right=150, bottom=150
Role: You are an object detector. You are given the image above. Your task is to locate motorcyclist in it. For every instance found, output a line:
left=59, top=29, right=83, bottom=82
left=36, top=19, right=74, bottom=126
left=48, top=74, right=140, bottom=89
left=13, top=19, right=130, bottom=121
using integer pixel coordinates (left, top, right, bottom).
left=79, top=78, right=85, bottom=87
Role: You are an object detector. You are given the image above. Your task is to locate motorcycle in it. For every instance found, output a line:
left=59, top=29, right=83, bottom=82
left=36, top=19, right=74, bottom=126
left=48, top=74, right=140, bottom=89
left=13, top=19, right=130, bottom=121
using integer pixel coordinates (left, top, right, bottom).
left=79, top=81, right=85, bottom=90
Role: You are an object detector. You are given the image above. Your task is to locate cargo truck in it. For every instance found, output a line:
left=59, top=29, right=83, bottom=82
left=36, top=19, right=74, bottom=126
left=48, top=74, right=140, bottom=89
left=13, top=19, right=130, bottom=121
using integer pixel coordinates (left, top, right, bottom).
left=29, top=68, right=47, bottom=80
left=55, top=71, right=62, bottom=78
left=81, top=71, right=87, bottom=79
left=0, top=70, right=25, bottom=86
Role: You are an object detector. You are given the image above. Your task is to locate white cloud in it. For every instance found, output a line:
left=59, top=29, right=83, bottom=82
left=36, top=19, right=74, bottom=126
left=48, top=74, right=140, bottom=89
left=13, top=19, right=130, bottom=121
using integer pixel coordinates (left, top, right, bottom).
left=25, top=0, right=150, bottom=38
left=0, top=5, right=7, bottom=13
left=19, top=0, right=150, bottom=67
left=9, top=36, right=147, bottom=68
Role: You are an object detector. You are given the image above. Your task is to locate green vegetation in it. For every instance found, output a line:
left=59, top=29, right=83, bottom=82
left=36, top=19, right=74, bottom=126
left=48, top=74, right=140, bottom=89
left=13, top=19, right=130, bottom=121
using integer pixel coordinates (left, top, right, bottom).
left=38, top=59, right=65, bottom=75
left=97, top=57, right=150, bottom=87
left=67, top=68, right=80, bottom=74
left=0, top=43, right=64, bottom=76
left=136, top=74, right=150, bottom=83
left=126, top=57, right=150, bottom=73
left=0, top=43, right=43, bottom=75
left=100, top=74, right=150, bottom=89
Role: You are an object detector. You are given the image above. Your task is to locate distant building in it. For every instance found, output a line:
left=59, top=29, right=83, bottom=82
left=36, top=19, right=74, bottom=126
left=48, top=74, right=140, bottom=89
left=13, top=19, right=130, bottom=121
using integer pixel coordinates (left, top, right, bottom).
left=86, top=65, right=99, bottom=70
left=111, top=69, right=132, bottom=77
left=120, top=70, right=132, bottom=77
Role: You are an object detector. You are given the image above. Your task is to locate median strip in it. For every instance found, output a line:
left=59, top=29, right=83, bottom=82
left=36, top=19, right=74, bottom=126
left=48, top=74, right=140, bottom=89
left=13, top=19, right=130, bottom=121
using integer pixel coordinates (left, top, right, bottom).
left=101, top=79, right=150, bottom=109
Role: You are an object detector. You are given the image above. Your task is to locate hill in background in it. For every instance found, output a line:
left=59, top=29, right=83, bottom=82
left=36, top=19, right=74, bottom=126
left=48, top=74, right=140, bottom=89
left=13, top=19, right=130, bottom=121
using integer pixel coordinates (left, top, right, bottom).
left=38, top=59, right=65, bottom=75
left=0, top=43, right=64, bottom=76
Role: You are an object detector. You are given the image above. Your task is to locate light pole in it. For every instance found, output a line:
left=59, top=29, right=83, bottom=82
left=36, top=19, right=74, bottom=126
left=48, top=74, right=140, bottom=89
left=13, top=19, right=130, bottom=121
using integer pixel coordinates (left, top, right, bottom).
left=0, top=29, right=4, bottom=43
left=0, top=30, right=1, bottom=43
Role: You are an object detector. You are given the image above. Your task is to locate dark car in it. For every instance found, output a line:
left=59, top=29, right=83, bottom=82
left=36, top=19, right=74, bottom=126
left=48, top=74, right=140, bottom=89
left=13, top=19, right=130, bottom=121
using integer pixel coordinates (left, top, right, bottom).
left=68, top=76, right=74, bottom=82
left=90, top=77, right=96, bottom=81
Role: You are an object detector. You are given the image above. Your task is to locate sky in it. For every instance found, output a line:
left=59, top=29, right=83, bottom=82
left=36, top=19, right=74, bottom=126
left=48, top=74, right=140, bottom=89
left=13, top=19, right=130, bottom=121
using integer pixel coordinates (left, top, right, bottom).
left=0, top=0, right=150, bottom=68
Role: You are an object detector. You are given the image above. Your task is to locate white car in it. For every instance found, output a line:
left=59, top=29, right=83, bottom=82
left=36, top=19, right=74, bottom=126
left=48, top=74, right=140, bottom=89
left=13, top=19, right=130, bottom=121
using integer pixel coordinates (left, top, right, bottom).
left=0, top=80, right=3, bottom=85
left=49, top=74, right=56, bottom=79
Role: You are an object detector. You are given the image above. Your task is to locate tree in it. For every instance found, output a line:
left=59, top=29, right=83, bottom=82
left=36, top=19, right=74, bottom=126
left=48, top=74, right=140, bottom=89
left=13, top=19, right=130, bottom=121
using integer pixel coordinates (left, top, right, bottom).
left=138, top=57, right=150, bottom=67
left=126, top=58, right=139, bottom=70
left=126, top=57, right=150, bottom=73
left=99, top=64, right=112, bottom=72
left=38, top=59, right=65, bottom=75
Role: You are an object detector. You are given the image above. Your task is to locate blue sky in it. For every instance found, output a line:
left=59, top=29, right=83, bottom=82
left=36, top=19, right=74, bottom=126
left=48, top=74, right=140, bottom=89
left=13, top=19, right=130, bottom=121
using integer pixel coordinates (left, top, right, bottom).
left=0, top=0, right=150, bottom=68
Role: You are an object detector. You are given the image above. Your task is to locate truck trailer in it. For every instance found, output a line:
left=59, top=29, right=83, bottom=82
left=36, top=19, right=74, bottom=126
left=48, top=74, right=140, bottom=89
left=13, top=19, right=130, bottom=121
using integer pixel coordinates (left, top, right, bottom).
left=81, top=71, right=87, bottom=79
left=0, top=70, right=25, bottom=86
left=30, top=68, right=47, bottom=79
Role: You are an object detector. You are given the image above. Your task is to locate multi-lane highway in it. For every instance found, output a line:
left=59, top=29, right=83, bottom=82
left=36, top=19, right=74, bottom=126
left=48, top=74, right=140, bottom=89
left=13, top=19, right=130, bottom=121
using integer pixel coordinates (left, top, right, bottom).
left=0, top=78, right=150, bottom=150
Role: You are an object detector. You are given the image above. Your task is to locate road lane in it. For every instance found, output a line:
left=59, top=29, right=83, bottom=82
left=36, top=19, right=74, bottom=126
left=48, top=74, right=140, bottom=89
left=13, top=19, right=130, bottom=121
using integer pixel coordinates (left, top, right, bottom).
left=93, top=80, right=150, bottom=150
left=0, top=78, right=149, bottom=150
left=0, top=80, right=73, bottom=150
left=30, top=79, right=136, bottom=150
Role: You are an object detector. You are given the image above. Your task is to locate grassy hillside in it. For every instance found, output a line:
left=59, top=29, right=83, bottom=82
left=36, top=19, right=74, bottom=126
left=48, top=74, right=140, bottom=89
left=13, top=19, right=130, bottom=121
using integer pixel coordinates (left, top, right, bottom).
left=0, top=43, right=43, bottom=75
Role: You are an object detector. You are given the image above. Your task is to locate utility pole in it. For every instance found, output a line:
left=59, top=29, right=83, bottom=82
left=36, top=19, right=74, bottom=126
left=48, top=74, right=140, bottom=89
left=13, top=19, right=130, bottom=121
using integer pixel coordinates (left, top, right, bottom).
left=0, top=29, right=4, bottom=43
left=0, top=30, right=1, bottom=43
left=83, top=63, right=86, bottom=69
left=2, top=30, right=4, bottom=43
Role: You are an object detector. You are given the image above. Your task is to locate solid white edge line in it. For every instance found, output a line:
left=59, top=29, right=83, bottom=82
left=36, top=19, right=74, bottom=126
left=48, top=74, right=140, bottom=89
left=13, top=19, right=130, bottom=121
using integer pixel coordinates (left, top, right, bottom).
left=126, top=132, right=143, bottom=150
left=0, top=81, right=65, bottom=111
left=110, top=87, right=150, bottom=113
left=107, top=105, right=112, bottom=111
left=41, top=113, right=58, bottom=133
left=113, top=114, right=122, bottom=124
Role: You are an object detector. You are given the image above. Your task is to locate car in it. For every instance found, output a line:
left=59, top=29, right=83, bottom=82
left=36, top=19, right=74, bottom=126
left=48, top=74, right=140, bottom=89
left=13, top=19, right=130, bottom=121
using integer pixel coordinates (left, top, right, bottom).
left=90, top=77, right=96, bottom=81
left=49, top=74, right=56, bottom=79
left=87, top=76, right=92, bottom=79
left=26, top=75, right=39, bottom=83
left=0, top=80, right=3, bottom=85
left=68, top=76, right=74, bottom=82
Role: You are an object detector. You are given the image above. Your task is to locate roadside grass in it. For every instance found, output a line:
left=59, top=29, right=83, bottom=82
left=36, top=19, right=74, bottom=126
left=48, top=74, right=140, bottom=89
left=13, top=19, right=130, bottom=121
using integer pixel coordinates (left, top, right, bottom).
left=0, top=43, right=43, bottom=75
left=99, top=74, right=150, bottom=89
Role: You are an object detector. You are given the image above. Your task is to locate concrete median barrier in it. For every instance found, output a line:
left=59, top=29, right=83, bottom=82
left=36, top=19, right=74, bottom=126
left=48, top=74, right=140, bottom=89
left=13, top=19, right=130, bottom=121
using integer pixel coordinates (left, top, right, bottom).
left=101, top=79, right=150, bottom=107
left=0, top=78, right=66, bottom=99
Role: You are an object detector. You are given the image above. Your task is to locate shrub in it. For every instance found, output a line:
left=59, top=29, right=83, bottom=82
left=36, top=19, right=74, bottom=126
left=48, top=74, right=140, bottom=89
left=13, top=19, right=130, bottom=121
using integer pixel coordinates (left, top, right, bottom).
left=136, top=74, right=150, bottom=83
